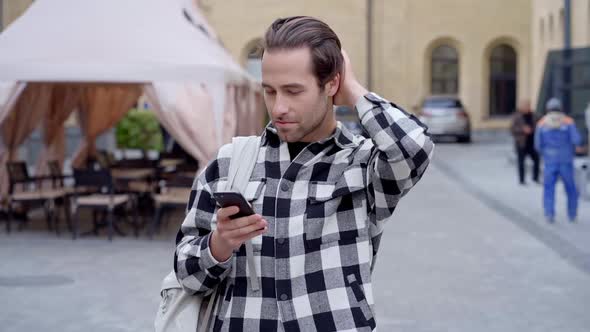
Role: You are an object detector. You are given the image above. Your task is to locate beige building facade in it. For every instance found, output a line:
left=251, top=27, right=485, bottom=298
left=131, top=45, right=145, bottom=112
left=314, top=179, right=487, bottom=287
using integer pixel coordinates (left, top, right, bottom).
left=3, top=0, right=589, bottom=130
left=201, top=0, right=532, bottom=129
left=201, top=0, right=589, bottom=129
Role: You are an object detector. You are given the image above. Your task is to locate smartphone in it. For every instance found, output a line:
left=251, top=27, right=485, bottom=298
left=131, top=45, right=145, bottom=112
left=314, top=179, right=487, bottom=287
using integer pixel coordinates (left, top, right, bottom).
left=212, top=191, right=256, bottom=219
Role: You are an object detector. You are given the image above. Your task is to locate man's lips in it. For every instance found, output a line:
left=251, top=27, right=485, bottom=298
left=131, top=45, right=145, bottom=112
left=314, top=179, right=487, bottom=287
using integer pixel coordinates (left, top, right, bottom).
left=275, top=120, right=296, bottom=127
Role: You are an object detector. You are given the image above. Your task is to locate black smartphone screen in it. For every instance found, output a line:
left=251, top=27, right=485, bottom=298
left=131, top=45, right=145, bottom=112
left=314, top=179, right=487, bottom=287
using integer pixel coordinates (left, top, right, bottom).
left=212, top=192, right=256, bottom=219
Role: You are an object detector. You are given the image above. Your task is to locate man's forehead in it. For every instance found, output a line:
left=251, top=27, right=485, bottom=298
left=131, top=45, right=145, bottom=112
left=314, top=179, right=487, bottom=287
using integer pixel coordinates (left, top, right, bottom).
left=263, top=46, right=312, bottom=60
left=262, top=48, right=313, bottom=72
left=261, top=48, right=315, bottom=89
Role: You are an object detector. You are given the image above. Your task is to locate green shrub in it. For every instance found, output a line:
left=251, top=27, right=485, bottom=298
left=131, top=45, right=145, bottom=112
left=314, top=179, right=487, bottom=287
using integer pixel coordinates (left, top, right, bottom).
left=115, top=109, right=163, bottom=151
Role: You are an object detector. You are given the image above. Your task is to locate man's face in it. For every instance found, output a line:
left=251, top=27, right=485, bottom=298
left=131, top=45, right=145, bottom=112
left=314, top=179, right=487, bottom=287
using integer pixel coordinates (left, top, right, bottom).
left=261, top=47, right=338, bottom=143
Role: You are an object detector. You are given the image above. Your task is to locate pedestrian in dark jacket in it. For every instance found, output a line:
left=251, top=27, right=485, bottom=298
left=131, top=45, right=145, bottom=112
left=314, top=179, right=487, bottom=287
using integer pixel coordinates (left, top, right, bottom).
left=511, top=99, right=540, bottom=184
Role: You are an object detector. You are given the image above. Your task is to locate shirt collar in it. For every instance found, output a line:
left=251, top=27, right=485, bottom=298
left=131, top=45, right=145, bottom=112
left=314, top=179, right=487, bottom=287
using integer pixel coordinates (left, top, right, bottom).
left=261, top=121, right=358, bottom=149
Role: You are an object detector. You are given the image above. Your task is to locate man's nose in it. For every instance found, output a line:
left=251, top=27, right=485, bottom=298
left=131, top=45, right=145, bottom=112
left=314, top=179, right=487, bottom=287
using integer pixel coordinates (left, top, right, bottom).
left=272, top=97, right=288, bottom=116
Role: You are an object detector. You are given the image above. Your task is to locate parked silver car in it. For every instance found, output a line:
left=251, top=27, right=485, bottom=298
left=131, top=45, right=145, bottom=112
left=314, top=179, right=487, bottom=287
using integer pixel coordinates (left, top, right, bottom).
left=418, top=95, right=471, bottom=143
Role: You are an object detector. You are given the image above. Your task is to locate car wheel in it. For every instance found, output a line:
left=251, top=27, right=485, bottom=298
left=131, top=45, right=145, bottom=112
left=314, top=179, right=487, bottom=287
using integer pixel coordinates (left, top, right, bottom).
left=457, top=135, right=471, bottom=143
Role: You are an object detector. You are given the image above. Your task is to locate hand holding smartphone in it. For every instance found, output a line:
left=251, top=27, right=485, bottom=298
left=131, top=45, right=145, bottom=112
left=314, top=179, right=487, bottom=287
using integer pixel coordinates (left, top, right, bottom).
left=210, top=191, right=267, bottom=261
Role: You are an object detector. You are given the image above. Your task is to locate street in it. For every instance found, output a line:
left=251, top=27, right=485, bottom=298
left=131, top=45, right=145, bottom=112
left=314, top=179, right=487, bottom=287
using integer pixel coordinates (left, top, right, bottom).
left=373, top=136, right=590, bottom=331
left=1, top=135, right=589, bottom=332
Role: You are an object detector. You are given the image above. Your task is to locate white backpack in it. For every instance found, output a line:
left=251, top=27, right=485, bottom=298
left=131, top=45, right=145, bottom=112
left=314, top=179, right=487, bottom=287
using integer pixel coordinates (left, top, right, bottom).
left=154, top=136, right=261, bottom=332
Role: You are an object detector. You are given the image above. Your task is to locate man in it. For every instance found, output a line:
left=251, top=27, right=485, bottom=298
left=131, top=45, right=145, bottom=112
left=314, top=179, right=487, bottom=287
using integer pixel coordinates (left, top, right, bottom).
left=510, top=99, right=540, bottom=185
left=175, top=16, right=434, bottom=331
left=535, top=98, right=582, bottom=223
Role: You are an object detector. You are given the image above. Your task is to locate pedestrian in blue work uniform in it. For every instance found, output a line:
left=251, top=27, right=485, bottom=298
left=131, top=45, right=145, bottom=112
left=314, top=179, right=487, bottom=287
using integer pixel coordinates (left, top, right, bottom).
left=535, top=98, right=582, bottom=223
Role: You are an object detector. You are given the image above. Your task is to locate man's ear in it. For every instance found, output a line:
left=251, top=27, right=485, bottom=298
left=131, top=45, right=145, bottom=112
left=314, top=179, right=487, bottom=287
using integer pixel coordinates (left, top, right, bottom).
left=325, top=73, right=340, bottom=97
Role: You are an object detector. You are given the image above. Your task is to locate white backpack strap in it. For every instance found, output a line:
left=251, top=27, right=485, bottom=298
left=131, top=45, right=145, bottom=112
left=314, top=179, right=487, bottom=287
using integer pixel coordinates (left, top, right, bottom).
left=199, top=137, right=262, bottom=332
left=158, top=139, right=262, bottom=332
left=227, top=136, right=260, bottom=193
left=227, top=136, right=261, bottom=291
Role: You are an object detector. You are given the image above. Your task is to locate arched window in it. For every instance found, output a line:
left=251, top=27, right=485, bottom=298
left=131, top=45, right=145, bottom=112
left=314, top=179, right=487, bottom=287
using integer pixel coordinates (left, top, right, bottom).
left=489, top=44, right=517, bottom=116
left=430, top=45, right=459, bottom=94
left=244, top=39, right=264, bottom=81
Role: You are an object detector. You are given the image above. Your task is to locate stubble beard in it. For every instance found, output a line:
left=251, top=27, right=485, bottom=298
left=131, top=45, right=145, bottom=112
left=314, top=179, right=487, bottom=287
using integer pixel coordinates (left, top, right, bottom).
left=279, top=103, right=331, bottom=143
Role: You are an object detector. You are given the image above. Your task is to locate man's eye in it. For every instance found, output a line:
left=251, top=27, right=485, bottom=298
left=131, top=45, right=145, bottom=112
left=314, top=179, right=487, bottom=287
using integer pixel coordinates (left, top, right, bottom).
left=264, top=89, right=276, bottom=95
left=287, top=90, right=301, bottom=95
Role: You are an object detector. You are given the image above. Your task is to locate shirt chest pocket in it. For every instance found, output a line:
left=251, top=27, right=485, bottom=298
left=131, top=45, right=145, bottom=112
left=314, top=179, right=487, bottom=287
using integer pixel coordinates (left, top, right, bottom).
left=305, top=167, right=368, bottom=245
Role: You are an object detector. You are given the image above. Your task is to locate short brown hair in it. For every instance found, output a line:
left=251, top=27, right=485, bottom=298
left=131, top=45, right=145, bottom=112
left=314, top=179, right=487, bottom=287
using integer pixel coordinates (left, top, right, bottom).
left=263, top=16, right=343, bottom=88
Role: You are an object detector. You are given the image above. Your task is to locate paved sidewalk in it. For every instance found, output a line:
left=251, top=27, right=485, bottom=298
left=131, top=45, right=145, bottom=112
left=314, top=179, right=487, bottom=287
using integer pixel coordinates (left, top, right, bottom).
left=372, top=139, right=590, bottom=331
left=373, top=166, right=590, bottom=332
left=433, top=139, right=590, bottom=265
left=0, top=234, right=173, bottom=331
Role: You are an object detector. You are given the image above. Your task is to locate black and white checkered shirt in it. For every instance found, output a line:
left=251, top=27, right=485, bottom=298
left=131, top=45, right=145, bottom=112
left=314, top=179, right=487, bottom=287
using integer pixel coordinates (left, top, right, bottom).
left=175, top=93, right=434, bottom=331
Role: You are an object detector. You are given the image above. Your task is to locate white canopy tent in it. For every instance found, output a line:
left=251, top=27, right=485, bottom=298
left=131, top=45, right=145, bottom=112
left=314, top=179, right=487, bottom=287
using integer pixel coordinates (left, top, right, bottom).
left=0, top=0, right=265, bottom=197
left=0, top=0, right=247, bottom=82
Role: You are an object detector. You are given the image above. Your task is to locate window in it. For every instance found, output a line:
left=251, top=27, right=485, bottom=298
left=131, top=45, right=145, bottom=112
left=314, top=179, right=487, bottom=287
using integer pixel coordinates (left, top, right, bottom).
left=245, top=39, right=263, bottom=81
left=430, top=45, right=459, bottom=94
left=489, top=44, right=517, bottom=116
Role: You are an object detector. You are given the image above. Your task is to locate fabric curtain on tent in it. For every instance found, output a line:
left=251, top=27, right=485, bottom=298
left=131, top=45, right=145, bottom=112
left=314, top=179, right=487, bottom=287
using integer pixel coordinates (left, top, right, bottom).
left=252, top=90, right=266, bottom=134
left=0, top=83, right=53, bottom=199
left=145, top=82, right=219, bottom=171
left=235, top=85, right=265, bottom=136
left=245, top=86, right=259, bottom=136
left=222, top=85, right=238, bottom=145
left=71, top=84, right=142, bottom=168
left=253, top=91, right=266, bottom=133
left=34, top=84, right=82, bottom=176
left=0, top=82, right=26, bottom=131
left=235, top=85, right=249, bottom=136
left=0, top=0, right=262, bottom=203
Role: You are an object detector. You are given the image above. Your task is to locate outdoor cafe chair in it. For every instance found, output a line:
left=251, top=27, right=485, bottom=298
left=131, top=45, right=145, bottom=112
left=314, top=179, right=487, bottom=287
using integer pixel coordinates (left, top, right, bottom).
left=148, top=174, right=193, bottom=238
left=4, top=161, right=67, bottom=234
left=71, top=168, right=140, bottom=241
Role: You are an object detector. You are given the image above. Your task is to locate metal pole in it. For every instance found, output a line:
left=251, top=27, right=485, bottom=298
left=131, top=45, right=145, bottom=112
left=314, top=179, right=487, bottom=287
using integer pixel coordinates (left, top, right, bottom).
left=366, top=0, right=373, bottom=91
left=564, top=0, right=571, bottom=49
left=0, top=0, right=4, bottom=32
left=563, top=0, right=571, bottom=114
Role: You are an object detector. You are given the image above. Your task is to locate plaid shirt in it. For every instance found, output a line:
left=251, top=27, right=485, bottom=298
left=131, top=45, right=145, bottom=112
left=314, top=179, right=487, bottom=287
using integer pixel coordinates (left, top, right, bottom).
left=175, top=93, right=434, bottom=331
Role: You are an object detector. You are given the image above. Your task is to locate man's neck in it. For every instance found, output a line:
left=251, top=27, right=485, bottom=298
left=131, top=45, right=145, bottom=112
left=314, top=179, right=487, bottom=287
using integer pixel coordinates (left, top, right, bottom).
left=298, top=110, right=337, bottom=143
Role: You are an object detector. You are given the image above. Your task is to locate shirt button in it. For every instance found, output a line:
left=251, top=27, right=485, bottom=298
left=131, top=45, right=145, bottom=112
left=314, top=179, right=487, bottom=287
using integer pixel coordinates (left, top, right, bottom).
left=277, top=238, right=285, bottom=245
left=280, top=182, right=290, bottom=192
left=280, top=294, right=289, bottom=301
